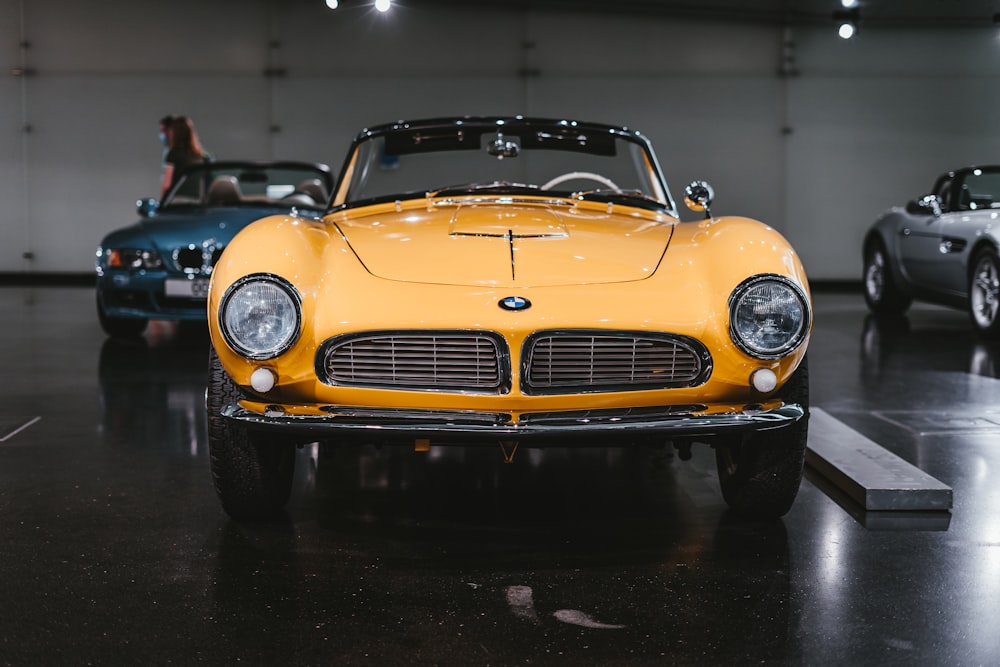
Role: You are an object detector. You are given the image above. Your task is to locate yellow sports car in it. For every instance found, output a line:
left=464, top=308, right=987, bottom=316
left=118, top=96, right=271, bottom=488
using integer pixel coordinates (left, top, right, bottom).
left=206, top=116, right=811, bottom=520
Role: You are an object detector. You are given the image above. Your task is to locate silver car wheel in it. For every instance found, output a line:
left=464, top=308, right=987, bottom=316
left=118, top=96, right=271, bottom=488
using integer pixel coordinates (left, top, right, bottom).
left=971, top=255, right=1000, bottom=329
left=865, top=249, right=886, bottom=302
left=863, top=239, right=911, bottom=316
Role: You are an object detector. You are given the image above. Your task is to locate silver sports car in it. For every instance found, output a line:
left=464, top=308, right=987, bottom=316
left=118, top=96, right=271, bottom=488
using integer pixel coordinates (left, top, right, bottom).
left=863, top=165, right=1000, bottom=337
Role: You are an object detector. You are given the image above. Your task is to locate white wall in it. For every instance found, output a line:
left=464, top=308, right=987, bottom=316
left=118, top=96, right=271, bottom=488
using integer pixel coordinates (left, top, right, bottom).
left=786, top=27, right=1000, bottom=278
left=1, top=0, right=997, bottom=280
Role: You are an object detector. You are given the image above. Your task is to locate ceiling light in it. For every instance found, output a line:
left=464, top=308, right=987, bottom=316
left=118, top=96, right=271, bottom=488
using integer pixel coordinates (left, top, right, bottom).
left=375, top=0, right=391, bottom=11
left=833, top=8, right=859, bottom=39
left=325, top=0, right=338, bottom=8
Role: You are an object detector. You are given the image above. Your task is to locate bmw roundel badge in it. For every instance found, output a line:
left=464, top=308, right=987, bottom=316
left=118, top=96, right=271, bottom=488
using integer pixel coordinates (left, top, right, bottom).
left=499, top=295, right=531, bottom=311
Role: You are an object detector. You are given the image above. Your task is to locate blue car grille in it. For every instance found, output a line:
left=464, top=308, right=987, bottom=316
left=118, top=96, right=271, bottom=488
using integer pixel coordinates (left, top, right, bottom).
left=173, top=245, right=224, bottom=274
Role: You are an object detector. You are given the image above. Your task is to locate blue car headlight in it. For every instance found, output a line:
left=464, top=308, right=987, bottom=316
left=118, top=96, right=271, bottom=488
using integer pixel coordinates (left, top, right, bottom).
left=729, top=275, right=809, bottom=359
left=219, top=274, right=301, bottom=360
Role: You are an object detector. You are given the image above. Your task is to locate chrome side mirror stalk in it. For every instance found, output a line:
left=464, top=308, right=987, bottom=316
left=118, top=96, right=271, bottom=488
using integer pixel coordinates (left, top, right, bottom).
left=684, top=180, right=715, bottom=219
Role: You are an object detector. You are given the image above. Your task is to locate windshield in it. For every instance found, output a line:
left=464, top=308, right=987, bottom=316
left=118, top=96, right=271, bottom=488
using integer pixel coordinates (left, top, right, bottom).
left=955, top=168, right=1000, bottom=211
left=165, top=163, right=332, bottom=209
left=335, top=121, right=673, bottom=211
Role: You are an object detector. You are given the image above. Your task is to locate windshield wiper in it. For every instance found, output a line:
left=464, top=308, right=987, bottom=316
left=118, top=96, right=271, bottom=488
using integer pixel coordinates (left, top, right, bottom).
left=572, top=189, right=669, bottom=211
left=428, top=181, right=541, bottom=198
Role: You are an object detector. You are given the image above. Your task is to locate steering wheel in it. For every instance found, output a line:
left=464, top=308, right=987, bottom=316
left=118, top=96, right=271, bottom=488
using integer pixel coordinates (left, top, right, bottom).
left=541, top=171, right=620, bottom=192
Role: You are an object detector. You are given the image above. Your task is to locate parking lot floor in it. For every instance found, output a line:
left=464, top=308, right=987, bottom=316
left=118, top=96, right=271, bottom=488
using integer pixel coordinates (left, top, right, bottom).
left=0, top=286, right=997, bottom=665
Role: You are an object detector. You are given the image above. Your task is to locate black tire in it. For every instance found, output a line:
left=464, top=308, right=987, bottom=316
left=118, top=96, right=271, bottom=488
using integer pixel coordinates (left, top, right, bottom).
left=207, top=348, right=295, bottom=520
left=863, top=239, right=911, bottom=316
left=968, top=248, right=1000, bottom=339
left=715, top=355, right=809, bottom=518
left=97, top=295, right=148, bottom=338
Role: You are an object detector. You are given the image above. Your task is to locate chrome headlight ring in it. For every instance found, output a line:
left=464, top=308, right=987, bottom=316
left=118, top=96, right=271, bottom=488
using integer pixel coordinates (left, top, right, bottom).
left=218, top=273, right=302, bottom=360
left=728, top=274, right=810, bottom=360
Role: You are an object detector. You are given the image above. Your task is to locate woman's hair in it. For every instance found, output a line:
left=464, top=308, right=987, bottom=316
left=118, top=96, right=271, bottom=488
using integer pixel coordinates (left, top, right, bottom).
left=170, top=115, right=206, bottom=158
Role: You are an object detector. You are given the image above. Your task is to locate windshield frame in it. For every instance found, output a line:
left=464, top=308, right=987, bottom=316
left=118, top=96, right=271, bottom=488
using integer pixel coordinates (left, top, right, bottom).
left=330, top=117, right=677, bottom=216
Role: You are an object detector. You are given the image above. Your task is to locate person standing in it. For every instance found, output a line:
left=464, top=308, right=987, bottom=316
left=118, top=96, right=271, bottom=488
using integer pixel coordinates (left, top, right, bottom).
left=160, top=115, right=208, bottom=199
left=158, top=114, right=177, bottom=193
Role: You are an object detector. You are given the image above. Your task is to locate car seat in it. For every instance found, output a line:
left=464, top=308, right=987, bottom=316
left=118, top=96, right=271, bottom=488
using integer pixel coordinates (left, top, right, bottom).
left=207, top=175, right=242, bottom=206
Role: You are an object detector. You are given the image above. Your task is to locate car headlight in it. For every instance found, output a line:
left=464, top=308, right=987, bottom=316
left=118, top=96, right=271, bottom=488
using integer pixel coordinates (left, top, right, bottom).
left=729, top=275, right=809, bottom=359
left=104, top=248, right=163, bottom=270
left=219, top=274, right=301, bottom=360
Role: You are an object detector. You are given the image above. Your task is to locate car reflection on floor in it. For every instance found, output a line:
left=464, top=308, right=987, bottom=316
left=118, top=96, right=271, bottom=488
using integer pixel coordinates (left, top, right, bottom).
left=97, top=320, right=209, bottom=457
left=860, top=313, right=1000, bottom=379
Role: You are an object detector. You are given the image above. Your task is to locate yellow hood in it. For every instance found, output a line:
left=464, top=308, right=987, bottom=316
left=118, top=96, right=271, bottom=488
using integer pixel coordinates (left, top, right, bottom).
left=332, top=200, right=675, bottom=287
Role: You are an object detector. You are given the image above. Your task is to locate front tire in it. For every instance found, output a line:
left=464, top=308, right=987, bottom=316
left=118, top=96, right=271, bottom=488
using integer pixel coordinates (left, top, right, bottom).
left=207, top=348, right=295, bottom=520
left=969, top=248, right=1000, bottom=339
left=715, top=355, right=809, bottom=518
left=863, top=239, right=911, bottom=316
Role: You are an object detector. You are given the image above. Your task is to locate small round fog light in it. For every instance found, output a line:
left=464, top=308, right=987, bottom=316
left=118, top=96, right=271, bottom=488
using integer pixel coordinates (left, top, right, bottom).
left=751, top=368, right=778, bottom=393
left=250, top=367, right=276, bottom=393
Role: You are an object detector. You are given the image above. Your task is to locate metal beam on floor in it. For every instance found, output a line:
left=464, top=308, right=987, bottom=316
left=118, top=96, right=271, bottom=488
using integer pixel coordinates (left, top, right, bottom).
left=806, top=407, right=953, bottom=511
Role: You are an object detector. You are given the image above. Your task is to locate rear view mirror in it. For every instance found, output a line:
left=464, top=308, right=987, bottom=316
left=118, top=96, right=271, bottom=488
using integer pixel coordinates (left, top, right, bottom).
left=905, top=194, right=941, bottom=217
left=684, top=180, right=715, bottom=219
left=136, top=198, right=158, bottom=218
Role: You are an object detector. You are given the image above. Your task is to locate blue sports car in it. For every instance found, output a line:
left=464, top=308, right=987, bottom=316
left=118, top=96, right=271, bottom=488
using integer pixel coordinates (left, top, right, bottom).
left=96, top=160, right=333, bottom=337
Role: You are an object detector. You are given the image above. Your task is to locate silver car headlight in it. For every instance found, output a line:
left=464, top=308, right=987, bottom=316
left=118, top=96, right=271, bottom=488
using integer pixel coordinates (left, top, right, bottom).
left=729, top=275, right=809, bottom=359
left=219, top=274, right=301, bottom=360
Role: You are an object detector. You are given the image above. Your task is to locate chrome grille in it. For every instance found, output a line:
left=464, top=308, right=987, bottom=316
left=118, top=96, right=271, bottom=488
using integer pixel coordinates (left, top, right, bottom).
left=319, top=331, right=506, bottom=393
left=523, top=331, right=709, bottom=394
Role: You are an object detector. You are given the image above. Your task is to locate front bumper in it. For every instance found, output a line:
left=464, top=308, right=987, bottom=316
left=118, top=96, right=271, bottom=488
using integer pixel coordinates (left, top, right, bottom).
left=222, top=402, right=805, bottom=446
left=97, top=272, right=209, bottom=321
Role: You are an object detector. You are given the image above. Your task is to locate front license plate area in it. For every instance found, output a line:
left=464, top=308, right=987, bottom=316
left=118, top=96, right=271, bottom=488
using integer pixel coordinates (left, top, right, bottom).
left=164, top=278, right=210, bottom=299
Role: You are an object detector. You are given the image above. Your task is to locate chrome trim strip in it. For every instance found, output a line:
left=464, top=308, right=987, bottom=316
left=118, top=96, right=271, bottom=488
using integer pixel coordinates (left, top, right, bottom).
left=518, top=404, right=707, bottom=425
left=432, top=195, right=574, bottom=207
left=221, top=403, right=804, bottom=444
left=318, top=406, right=512, bottom=425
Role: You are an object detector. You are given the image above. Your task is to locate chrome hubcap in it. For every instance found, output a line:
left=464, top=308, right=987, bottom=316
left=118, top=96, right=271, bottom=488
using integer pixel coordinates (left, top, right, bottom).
left=866, top=250, right=885, bottom=301
left=972, top=257, right=1000, bottom=328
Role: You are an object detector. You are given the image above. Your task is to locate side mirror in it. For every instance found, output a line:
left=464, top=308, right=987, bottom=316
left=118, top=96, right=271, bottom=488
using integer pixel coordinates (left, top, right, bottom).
left=905, top=194, right=941, bottom=217
left=684, top=180, right=715, bottom=219
left=137, top=198, right=159, bottom=218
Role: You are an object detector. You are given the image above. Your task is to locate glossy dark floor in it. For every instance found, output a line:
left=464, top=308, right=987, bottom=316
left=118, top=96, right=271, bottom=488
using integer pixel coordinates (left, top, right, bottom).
left=2, top=287, right=997, bottom=665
